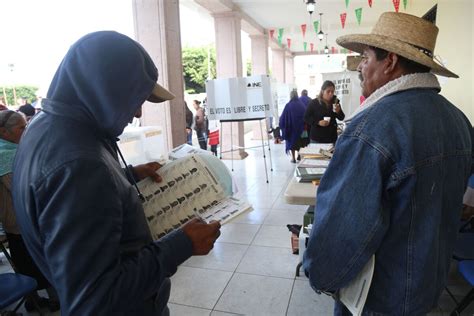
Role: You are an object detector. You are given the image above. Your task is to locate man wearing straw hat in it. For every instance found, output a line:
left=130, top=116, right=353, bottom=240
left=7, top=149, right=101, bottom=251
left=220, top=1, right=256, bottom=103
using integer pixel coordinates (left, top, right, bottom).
left=303, top=12, right=473, bottom=315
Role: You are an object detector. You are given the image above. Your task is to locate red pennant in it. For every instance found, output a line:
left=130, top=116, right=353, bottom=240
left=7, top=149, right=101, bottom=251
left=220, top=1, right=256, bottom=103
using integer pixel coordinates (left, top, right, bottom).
left=340, top=13, right=347, bottom=28
left=301, top=24, right=307, bottom=38
left=310, top=43, right=314, bottom=52
left=368, top=0, right=372, bottom=7
left=269, top=29, right=275, bottom=39
left=331, top=47, right=336, bottom=54
left=287, top=38, right=291, bottom=49
left=392, top=0, right=400, bottom=12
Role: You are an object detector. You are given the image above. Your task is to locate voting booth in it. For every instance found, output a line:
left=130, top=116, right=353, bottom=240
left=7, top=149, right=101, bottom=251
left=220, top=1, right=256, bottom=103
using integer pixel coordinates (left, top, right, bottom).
left=205, top=75, right=275, bottom=182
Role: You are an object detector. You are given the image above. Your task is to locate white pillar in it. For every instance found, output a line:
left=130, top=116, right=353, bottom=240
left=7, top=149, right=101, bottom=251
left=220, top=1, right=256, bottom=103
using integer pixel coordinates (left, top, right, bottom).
left=250, top=34, right=269, bottom=75
left=132, top=0, right=186, bottom=151
left=250, top=34, right=270, bottom=140
left=271, top=48, right=286, bottom=83
left=285, top=54, right=295, bottom=84
left=213, top=11, right=247, bottom=159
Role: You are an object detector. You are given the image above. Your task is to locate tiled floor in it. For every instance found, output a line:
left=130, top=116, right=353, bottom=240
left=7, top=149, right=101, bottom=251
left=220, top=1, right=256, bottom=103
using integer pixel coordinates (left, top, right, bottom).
left=1, top=135, right=473, bottom=315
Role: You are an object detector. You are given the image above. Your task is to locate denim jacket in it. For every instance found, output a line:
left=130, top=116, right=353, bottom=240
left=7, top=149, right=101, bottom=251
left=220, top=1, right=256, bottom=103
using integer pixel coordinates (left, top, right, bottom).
left=303, top=88, right=473, bottom=315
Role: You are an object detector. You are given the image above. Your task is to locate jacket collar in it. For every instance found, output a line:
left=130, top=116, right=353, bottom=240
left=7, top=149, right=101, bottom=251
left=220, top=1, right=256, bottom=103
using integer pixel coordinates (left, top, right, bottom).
left=345, top=72, right=441, bottom=123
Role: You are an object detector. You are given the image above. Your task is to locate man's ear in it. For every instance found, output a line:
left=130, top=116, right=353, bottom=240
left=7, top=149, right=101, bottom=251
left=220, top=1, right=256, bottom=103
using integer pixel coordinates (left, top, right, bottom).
left=384, top=52, right=400, bottom=75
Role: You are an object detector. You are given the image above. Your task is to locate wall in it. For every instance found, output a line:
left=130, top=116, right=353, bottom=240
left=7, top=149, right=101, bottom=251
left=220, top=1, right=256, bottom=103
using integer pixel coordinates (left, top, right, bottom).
left=411, top=0, right=473, bottom=123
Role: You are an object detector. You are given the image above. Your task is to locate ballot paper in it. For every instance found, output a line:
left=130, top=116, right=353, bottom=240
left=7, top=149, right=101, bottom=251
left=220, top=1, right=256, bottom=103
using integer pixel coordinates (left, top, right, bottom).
left=339, top=255, right=375, bottom=316
left=168, top=143, right=212, bottom=160
left=298, top=158, right=331, bottom=168
left=138, top=154, right=252, bottom=240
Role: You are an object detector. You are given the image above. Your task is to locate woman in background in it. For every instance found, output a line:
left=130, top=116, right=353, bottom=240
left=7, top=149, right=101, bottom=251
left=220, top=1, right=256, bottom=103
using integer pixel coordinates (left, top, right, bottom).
left=185, top=101, right=193, bottom=145
left=0, top=110, right=59, bottom=312
left=193, top=100, right=207, bottom=150
left=279, top=90, right=309, bottom=163
left=304, top=80, right=345, bottom=144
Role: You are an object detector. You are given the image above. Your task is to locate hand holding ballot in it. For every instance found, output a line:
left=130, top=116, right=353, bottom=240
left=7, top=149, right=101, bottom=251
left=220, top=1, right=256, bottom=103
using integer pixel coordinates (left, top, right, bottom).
left=182, top=218, right=221, bottom=255
left=133, top=161, right=163, bottom=182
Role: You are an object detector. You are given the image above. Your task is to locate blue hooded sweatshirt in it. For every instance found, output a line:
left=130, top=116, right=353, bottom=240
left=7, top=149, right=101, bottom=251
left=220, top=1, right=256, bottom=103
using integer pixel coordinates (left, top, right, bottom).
left=12, top=31, right=192, bottom=315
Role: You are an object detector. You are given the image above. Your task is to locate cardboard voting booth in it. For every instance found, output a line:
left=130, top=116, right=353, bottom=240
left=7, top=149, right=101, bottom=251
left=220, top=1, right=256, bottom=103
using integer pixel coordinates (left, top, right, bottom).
left=205, top=75, right=275, bottom=182
left=205, top=75, right=274, bottom=121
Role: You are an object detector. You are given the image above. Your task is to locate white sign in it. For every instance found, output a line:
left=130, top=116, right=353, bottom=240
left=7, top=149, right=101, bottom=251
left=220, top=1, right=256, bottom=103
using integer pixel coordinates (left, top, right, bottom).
left=205, top=75, right=274, bottom=121
left=322, top=71, right=363, bottom=119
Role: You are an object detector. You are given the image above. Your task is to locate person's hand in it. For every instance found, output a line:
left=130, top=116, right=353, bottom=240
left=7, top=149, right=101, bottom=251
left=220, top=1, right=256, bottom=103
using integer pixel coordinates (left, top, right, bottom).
left=334, top=103, right=342, bottom=113
left=182, top=218, right=221, bottom=255
left=133, top=162, right=162, bottom=182
left=319, top=120, right=330, bottom=127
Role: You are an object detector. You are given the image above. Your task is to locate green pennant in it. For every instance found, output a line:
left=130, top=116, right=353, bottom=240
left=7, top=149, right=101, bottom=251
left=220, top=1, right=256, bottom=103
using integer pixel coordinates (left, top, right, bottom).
left=355, top=8, right=362, bottom=25
left=278, top=28, right=284, bottom=39
left=345, top=0, right=350, bottom=8
left=313, top=20, right=319, bottom=33
left=403, top=0, right=407, bottom=9
left=277, top=28, right=284, bottom=46
left=303, top=42, right=307, bottom=52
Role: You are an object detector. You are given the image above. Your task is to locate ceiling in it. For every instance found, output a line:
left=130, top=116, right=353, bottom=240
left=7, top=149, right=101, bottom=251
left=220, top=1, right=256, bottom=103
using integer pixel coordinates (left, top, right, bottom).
left=185, top=0, right=438, bottom=54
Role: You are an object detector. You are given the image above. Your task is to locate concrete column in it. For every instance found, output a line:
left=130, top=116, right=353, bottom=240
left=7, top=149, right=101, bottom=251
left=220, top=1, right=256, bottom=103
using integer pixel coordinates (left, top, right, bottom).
left=213, top=11, right=247, bottom=159
left=250, top=34, right=269, bottom=75
left=271, top=48, right=286, bottom=83
left=285, top=54, right=295, bottom=84
left=132, top=0, right=186, bottom=152
left=250, top=34, right=270, bottom=140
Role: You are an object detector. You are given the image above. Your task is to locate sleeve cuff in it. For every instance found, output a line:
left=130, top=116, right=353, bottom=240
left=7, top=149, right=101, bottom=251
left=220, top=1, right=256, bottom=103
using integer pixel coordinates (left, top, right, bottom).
left=155, top=228, right=193, bottom=275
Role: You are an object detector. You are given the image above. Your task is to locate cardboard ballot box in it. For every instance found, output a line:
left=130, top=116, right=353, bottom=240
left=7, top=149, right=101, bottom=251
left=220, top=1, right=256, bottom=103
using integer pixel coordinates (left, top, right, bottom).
left=117, top=126, right=165, bottom=166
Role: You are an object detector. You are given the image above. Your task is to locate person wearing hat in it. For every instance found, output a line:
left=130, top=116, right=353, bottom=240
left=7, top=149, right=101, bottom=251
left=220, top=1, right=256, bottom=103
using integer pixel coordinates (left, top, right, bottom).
left=12, top=31, right=221, bottom=316
left=303, top=12, right=472, bottom=315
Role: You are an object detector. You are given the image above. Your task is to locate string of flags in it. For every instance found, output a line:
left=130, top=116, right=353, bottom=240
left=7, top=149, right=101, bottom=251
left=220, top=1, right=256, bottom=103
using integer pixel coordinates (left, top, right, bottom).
left=267, top=0, right=408, bottom=52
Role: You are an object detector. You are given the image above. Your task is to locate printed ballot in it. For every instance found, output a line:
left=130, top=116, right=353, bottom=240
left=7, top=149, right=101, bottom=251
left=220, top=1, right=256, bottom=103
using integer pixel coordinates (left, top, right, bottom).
left=138, top=154, right=252, bottom=240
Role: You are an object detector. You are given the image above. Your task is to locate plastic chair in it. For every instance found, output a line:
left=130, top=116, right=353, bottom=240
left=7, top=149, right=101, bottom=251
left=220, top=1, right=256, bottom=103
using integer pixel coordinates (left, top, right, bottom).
left=0, top=273, right=38, bottom=314
left=0, top=234, right=15, bottom=270
left=452, top=230, right=474, bottom=261
left=450, top=260, right=474, bottom=316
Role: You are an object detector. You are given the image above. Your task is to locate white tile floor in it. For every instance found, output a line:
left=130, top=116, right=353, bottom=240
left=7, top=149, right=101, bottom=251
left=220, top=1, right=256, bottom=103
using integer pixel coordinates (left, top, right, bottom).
left=1, top=135, right=473, bottom=315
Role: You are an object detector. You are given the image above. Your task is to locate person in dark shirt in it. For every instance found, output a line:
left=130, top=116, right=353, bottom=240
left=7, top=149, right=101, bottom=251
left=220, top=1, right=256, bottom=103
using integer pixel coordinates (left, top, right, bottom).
left=304, top=81, right=345, bottom=144
left=18, top=97, right=35, bottom=118
left=299, top=89, right=311, bottom=108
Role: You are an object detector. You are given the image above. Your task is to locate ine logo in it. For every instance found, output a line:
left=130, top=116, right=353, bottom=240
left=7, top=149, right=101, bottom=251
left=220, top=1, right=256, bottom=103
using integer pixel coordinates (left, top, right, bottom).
left=247, top=82, right=262, bottom=88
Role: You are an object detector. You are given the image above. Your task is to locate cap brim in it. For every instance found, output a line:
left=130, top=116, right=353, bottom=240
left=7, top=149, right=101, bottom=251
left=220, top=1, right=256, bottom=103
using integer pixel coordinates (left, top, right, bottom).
left=336, top=34, right=458, bottom=78
left=147, top=83, right=175, bottom=103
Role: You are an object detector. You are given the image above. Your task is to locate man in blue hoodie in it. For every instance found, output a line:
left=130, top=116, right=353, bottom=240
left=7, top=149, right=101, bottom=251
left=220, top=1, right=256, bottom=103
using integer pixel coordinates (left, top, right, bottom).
left=12, top=31, right=221, bottom=315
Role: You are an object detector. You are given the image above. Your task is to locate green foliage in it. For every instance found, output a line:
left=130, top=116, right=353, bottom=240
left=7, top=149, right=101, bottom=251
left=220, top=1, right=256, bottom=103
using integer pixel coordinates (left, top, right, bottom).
left=246, top=59, right=252, bottom=76
left=1, top=86, right=38, bottom=106
left=182, top=45, right=216, bottom=94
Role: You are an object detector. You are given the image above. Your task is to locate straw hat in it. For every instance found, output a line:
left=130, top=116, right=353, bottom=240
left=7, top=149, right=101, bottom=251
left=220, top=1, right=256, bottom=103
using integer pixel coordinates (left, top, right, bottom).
left=336, top=12, right=458, bottom=78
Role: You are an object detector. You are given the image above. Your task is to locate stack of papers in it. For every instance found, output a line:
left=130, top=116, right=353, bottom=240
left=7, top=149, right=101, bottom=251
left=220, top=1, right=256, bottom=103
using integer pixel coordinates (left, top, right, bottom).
left=299, top=144, right=334, bottom=157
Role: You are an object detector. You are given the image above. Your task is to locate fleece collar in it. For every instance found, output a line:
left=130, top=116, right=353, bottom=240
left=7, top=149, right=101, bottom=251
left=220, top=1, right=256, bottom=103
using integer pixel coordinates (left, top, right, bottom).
left=345, top=73, right=441, bottom=123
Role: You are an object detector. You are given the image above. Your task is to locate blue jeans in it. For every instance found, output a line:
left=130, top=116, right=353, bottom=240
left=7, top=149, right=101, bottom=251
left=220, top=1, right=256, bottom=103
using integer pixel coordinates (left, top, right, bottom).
left=196, top=129, right=207, bottom=150
left=186, top=130, right=192, bottom=145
